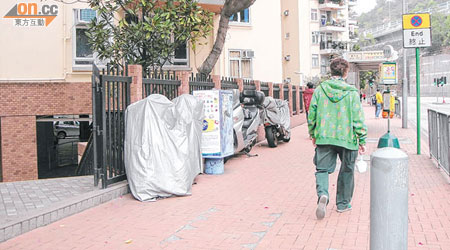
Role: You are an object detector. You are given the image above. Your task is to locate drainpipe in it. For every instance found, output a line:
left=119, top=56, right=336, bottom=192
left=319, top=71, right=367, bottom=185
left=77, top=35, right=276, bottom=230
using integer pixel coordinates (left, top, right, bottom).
left=62, top=2, right=68, bottom=81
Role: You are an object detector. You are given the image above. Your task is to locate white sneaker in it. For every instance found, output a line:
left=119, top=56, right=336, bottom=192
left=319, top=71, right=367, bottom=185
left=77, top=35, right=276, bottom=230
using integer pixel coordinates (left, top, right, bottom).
left=316, top=195, right=328, bottom=220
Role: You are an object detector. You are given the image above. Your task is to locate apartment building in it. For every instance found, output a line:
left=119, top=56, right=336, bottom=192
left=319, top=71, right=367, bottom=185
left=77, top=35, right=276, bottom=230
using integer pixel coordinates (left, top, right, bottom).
left=220, top=0, right=283, bottom=83
left=280, top=0, right=357, bottom=85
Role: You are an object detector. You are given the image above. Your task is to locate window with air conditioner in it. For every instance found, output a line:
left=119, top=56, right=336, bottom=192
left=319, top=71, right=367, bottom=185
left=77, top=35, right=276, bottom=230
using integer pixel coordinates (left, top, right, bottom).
left=229, top=50, right=252, bottom=79
left=73, top=9, right=96, bottom=70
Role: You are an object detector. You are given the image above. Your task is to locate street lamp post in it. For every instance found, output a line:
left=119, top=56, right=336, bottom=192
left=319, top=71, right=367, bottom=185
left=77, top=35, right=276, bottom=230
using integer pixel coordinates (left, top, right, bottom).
left=402, top=0, right=408, bottom=129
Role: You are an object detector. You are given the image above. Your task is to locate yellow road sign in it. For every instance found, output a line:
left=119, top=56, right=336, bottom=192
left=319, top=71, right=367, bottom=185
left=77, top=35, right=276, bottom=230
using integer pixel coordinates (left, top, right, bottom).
left=403, top=13, right=430, bottom=30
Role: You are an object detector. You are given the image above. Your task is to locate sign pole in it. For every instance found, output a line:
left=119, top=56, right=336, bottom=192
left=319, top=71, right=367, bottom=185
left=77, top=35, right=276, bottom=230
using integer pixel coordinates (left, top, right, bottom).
left=416, top=47, right=421, bottom=155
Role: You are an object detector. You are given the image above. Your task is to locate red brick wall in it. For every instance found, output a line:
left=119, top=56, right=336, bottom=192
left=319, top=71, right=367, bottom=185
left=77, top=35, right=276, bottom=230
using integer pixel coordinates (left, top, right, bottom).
left=0, top=82, right=91, bottom=182
left=0, top=82, right=91, bottom=116
left=0, top=116, right=38, bottom=181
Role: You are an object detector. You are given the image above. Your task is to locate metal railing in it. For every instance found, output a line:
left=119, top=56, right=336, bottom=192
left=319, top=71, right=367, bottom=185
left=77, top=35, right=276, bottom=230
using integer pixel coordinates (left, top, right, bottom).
left=299, top=90, right=304, bottom=112
left=260, top=82, right=269, bottom=97
left=428, top=109, right=450, bottom=177
left=292, top=86, right=297, bottom=114
left=92, top=64, right=131, bottom=188
left=283, top=85, right=289, bottom=102
left=320, top=20, right=346, bottom=28
left=318, top=0, right=344, bottom=5
left=221, top=77, right=239, bottom=90
left=243, top=79, right=256, bottom=90
left=189, top=73, right=214, bottom=94
left=320, top=40, right=349, bottom=51
left=273, top=84, right=280, bottom=99
left=143, top=69, right=180, bottom=100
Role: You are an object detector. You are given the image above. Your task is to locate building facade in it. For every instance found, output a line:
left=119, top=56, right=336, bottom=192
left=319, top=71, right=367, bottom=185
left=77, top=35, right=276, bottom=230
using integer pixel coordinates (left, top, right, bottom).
left=220, top=0, right=283, bottom=83
left=0, top=0, right=224, bottom=182
left=280, top=0, right=357, bottom=86
left=0, top=0, right=286, bottom=182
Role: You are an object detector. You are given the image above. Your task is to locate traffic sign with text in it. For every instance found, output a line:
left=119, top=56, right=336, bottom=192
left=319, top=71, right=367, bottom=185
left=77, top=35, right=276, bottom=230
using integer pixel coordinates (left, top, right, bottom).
left=403, top=29, right=431, bottom=48
left=403, top=13, right=431, bottom=48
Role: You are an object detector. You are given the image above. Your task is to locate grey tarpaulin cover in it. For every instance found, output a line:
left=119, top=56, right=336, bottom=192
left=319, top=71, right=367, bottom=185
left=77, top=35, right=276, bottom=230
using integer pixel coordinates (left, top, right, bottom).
left=124, top=94, right=204, bottom=201
left=263, top=97, right=291, bottom=131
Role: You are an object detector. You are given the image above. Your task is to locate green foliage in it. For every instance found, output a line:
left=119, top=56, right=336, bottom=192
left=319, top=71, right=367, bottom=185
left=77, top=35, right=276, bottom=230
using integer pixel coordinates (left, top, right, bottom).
left=411, top=0, right=437, bottom=12
left=359, top=70, right=378, bottom=90
left=430, top=12, right=450, bottom=49
left=358, top=0, right=447, bottom=30
left=87, top=0, right=214, bottom=70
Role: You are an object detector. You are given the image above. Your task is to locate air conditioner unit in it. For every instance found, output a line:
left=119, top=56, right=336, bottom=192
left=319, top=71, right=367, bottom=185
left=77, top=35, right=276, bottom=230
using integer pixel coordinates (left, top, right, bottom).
left=242, top=50, right=255, bottom=59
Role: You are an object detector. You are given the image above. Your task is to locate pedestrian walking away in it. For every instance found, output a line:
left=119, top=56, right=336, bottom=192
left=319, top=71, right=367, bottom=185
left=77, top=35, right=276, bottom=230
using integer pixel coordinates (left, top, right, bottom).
left=303, top=82, right=315, bottom=118
left=375, top=89, right=383, bottom=118
left=307, top=58, right=368, bottom=220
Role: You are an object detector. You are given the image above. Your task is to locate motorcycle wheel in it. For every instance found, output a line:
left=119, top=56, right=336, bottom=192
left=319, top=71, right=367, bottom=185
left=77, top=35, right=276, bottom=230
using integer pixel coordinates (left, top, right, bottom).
left=265, top=126, right=278, bottom=148
left=282, top=131, right=291, bottom=142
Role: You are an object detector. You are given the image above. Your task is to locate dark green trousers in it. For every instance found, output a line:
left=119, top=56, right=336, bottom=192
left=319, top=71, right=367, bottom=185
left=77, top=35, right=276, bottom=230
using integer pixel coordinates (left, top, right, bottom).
left=313, top=145, right=358, bottom=210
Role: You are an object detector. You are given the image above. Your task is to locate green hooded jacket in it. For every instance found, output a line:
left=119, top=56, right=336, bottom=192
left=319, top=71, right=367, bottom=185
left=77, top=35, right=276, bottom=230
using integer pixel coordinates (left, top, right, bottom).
left=307, top=78, right=367, bottom=150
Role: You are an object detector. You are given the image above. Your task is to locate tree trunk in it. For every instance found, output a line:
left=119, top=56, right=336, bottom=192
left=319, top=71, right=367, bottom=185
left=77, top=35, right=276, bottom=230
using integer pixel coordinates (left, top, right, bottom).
left=197, top=0, right=256, bottom=75
left=197, top=13, right=230, bottom=75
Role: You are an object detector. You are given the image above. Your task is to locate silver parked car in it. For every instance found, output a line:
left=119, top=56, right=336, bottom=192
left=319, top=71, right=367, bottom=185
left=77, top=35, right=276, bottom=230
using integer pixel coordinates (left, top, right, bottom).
left=54, top=121, right=80, bottom=139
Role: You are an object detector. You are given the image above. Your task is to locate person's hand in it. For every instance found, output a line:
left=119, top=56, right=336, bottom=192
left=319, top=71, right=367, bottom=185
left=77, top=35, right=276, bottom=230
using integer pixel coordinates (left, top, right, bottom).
left=312, top=138, right=316, bottom=147
left=359, top=145, right=366, bottom=154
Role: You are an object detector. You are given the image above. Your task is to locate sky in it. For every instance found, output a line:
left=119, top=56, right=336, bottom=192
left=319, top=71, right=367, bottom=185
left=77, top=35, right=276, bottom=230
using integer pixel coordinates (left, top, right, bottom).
left=353, top=0, right=377, bottom=15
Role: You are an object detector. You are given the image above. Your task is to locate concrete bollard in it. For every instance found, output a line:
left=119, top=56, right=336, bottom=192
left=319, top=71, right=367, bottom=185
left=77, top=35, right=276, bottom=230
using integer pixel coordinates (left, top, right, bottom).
left=370, top=147, right=409, bottom=250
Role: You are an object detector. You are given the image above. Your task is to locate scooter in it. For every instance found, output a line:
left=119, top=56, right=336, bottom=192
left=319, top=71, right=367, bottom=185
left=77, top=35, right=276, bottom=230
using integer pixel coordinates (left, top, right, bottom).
left=262, top=97, right=291, bottom=148
left=231, top=89, right=265, bottom=154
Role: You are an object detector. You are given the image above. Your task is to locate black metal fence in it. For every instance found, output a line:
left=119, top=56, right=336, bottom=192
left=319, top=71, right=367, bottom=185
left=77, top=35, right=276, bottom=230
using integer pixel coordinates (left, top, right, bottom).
left=243, top=79, right=256, bottom=90
left=143, top=69, right=180, bottom=100
left=189, top=73, right=214, bottom=94
left=221, top=77, right=239, bottom=90
left=428, top=109, right=450, bottom=177
left=260, top=82, right=269, bottom=97
left=283, top=85, right=289, bottom=101
left=292, top=86, right=297, bottom=114
left=92, top=64, right=131, bottom=188
left=273, top=84, right=280, bottom=99
left=299, top=90, right=304, bottom=112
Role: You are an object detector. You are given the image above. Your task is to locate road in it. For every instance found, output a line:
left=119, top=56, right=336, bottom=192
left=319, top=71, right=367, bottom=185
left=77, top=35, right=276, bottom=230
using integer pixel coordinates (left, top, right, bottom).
left=401, top=96, right=450, bottom=136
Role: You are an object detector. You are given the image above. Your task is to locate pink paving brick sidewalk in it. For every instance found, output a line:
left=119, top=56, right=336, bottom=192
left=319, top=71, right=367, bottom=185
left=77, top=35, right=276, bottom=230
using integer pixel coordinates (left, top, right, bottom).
left=1, top=105, right=449, bottom=250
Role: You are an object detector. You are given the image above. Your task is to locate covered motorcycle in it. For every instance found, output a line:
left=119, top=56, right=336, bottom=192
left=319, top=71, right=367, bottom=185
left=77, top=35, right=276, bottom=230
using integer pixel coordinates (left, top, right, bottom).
left=262, top=97, right=291, bottom=147
left=124, top=94, right=203, bottom=201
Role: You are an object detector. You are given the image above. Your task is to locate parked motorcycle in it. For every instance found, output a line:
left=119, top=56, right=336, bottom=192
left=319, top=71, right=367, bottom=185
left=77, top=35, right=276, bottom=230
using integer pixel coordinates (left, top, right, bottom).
left=262, top=97, right=291, bottom=148
left=231, top=89, right=265, bottom=154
